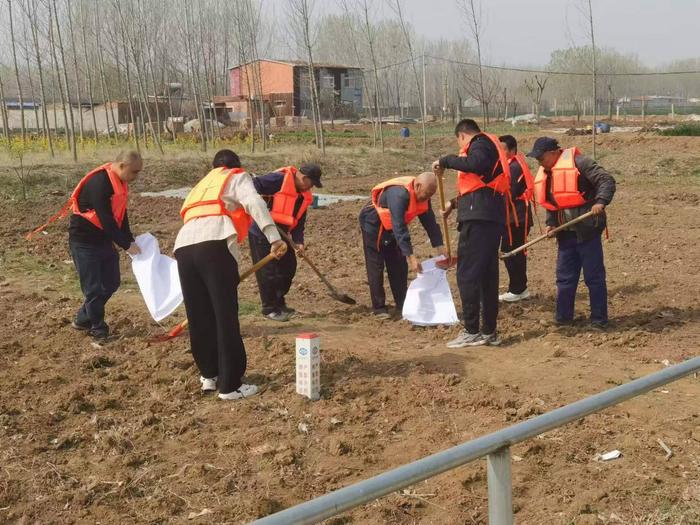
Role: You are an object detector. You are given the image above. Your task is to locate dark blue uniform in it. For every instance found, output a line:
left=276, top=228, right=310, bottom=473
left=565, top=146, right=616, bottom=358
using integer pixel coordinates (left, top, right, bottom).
left=544, top=155, right=616, bottom=325
left=439, top=134, right=505, bottom=335
left=500, top=158, right=533, bottom=295
left=359, top=186, right=443, bottom=313
left=68, top=170, right=134, bottom=334
left=249, top=171, right=307, bottom=315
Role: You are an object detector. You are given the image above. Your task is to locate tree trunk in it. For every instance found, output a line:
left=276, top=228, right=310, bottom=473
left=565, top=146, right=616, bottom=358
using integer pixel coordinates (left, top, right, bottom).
left=588, top=0, right=597, bottom=159
left=0, top=73, right=10, bottom=143
left=66, top=1, right=85, bottom=143
left=184, top=3, right=207, bottom=151
left=26, top=0, right=54, bottom=155
left=118, top=0, right=164, bottom=154
left=8, top=0, right=26, bottom=143
left=79, top=0, right=98, bottom=143
left=52, top=0, right=78, bottom=160
left=48, top=6, right=71, bottom=155
left=21, top=16, right=40, bottom=134
left=117, top=9, right=140, bottom=152
left=95, top=2, right=116, bottom=142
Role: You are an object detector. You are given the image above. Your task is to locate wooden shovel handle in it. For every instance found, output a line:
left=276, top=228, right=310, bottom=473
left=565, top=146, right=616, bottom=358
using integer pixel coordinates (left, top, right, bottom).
left=436, top=171, right=452, bottom=262
left=500, top=210, right=597, bottom=259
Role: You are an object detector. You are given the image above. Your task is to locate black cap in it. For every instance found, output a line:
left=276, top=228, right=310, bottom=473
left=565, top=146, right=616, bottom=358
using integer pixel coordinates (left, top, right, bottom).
left=526, top=137, right=561, bottom=158
left=299, top=163, right=323, bottom=188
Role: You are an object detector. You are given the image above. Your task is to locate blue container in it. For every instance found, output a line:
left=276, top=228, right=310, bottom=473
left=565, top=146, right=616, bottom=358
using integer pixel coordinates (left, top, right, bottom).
left=311, top=195, right=319, bottom=209
left=595, top=122, right=611, bottom=133
left=399, top=127, right=410, bottom=138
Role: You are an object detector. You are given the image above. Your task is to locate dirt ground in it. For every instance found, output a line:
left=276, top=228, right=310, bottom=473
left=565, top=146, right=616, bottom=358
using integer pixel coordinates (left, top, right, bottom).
left=0, top=128, right=699, bottom=524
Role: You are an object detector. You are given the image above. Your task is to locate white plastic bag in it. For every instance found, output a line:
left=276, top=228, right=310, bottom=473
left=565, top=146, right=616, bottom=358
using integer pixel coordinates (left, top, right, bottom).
left=130, top=233, right=183, bottom=321
left=402, top=257, right=458, bottom=326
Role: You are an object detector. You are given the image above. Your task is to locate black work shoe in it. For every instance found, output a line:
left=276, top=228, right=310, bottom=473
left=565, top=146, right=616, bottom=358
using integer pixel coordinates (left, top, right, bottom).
left=372, top=308, right=391, bottom=320
left=71, top=320, right=91, bottom=331
left=590, top=321, right=609, bottom=331
left=281, top=306, right=296, bottom=316
left=554, top=319, right=574, bottom=327
left=265, top=311, right=291, bottom=322
left=89, top=324, right=110, bottom=340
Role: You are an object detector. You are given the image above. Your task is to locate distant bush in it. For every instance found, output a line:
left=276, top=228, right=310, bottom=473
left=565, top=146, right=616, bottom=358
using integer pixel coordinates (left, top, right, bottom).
left=658, top=123, right=700, bottom=136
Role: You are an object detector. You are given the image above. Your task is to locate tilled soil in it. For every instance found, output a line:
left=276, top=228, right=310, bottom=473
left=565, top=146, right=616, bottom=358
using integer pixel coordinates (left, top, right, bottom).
left=0, top=131, right=699, bottom=524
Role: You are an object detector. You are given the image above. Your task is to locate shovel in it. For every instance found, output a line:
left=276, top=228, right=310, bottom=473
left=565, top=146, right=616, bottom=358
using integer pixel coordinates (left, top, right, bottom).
left=500, top=210, right=597, bottom=259
left=434, top=169, right=457, bottom=270
left=149, top=252, right=278, bottom=343
left=277, top=228, right=356, bottom=305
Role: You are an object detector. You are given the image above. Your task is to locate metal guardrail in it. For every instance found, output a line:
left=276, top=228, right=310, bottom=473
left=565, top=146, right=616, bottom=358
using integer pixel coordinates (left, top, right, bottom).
left=251, top=356, right=700, bottom=525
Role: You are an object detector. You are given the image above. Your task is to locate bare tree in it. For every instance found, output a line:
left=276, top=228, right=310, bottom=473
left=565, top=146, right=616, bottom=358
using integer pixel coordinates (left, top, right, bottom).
left=360, top=0, right=384, bottom=151
left=8, top=0, right=27, bottom=142
left=524, top=74, right=549, bottom=122
left=114, top=2, right=140, bottom=150
left=388, top=0, right=426, bottom=152
left=51, top=0, right=78, bottom=160
left=182, top=1, right=207, bottom=151
left=94, top=0, right=117, bottom=142
left=0, top=72, right=10, bottom=143
left=79, top=0, right=98, bottom=143
left=47, top=4, right=71, bottom=156
left=586, top=0, right=597, bottom=158
left=457, top=0, right=488, bottom=125
left=287, top=0, right=325, bottom=153
left=20, top=8, right=40, bottom=135
left=66, top=0, right=85, bottom=143
left=117, top=0, right=164, bottom=153
left=23, top=0, right=54, bottom=155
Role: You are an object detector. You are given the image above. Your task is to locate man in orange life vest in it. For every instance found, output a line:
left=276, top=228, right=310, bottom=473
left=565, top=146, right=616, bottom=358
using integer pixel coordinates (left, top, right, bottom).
left=175, top=149, right=287, bottom=400
left=498, top=134, right=534, bottom=303
left=434, top=119, right=511, bottom=348
left=248, top=164, right=322, bottom=322
left=359, top=172, right=446, bottom=319
left=67, top=150, right=143, bottom=340
left=527, top=137, right=616, bottom=329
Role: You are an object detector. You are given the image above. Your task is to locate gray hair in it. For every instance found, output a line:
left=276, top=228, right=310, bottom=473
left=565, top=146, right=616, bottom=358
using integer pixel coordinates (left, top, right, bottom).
left=115, top=150, right=143, bottom=165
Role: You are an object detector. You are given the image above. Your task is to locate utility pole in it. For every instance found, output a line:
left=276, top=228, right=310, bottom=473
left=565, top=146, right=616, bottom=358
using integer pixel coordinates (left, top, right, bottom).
left=421, top=52, right=427, bottom=154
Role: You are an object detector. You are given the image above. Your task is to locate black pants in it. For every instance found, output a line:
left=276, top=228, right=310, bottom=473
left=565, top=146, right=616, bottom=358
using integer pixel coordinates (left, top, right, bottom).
left=175, top=240, right=244, bottom=394
left=69, top=240, right=120, bottom=330
left=249, top=234, right=297, bottom=314
left=457, top=221, right=502, bottom=334
left=500, top=222, right=530, bottom=295
left=362, top=230, right=408, bottom=312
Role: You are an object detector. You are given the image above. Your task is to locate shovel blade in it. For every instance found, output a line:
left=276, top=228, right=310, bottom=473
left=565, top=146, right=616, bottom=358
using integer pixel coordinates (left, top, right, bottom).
left=329, top=291, right=356, bottom=305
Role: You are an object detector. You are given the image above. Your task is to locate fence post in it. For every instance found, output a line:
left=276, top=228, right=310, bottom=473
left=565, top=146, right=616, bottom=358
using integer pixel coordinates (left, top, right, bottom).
left=487, top=446, right=513, bottom=525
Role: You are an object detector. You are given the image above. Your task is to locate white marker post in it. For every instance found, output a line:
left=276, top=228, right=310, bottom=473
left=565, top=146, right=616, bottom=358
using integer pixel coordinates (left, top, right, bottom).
left=296, top=333, right=321, bottom=400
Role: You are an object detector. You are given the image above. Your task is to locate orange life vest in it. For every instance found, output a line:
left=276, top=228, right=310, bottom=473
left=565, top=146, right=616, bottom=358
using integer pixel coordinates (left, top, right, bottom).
left=371, top=176, right=429, bottom=249
left=180, top=167, right=252, bottom=243
left=457, top=132, right=512, bottom=197
left=534, top=147, right=588, bottom=211
left=372, top=176, right=429, bottom=231
left=512, top=153, right=534, bottom=203
left=269, top=166, right=313, bottom=231
left=26, top=163, right=128, bottom=239
left=456, top=132, right=518, bottom=240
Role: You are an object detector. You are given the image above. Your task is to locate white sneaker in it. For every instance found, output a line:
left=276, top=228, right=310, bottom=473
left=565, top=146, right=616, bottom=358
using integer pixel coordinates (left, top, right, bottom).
left=200, top=376, right=217, bottom=392
left=499, top=289, right=531, bottom=303
left=218, top=384, right=259, bottom=400
left=482, top=332, right=502, bottom=346
left=446, top=330, right=487, bottom=349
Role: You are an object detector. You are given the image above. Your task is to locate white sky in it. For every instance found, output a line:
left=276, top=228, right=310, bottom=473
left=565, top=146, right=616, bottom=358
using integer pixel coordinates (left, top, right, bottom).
left=318, top=0, right=700, bottom=67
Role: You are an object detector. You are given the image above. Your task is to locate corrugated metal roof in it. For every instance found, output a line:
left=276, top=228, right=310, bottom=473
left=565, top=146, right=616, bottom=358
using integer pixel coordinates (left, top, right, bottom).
left=229, top=58, right=362, bottom=71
